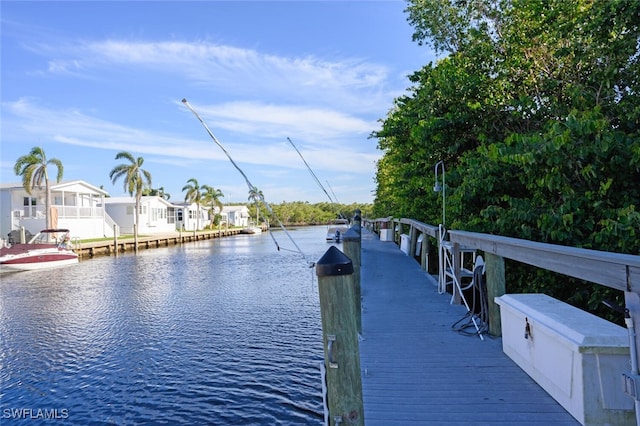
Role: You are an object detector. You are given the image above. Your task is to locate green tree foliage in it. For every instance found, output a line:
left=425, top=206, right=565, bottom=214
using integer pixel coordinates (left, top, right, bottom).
left=202, top=185, right=224, bottom=228
left=109, top=151, right=152, bottom=239
left=373, top=0, right=640, bottom=319
left=248, top=187, right=264, bottom=223
left=143, top=186, right=171, bottom=200
left=265, top=202, right=371, bottom=226
left=182, top=178, right=205, bottom=230
left=14, top=146, right=64, bottom=229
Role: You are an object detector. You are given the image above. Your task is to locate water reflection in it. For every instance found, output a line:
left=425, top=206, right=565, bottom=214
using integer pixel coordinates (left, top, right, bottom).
left=1, top=227, right=332, bottom=424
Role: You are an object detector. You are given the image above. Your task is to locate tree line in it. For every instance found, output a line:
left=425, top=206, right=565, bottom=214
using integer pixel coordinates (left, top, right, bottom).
left=13, top=147, right=371, bottom=238
left=371, top=0, right=640, bottom=320
left=265, top=201, right=372, bottom=226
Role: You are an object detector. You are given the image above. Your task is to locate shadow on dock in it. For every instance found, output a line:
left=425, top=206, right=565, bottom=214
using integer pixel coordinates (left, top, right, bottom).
left=359, top=229, right=579, bottom=425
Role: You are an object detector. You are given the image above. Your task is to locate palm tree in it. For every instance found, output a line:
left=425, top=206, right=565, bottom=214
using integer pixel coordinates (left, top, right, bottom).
left=14, top=146, right=63, bottom=229
left=248, top=186, right=264, bottom=224
left=182, top=178, right=205, bottom=230
left=144, top=186, right=171, bottom=200
left=202, top=185, right=224, bottom=228
left=157, top=187, right=170, bottom=200
left=109, top=151, right=152, bottom=242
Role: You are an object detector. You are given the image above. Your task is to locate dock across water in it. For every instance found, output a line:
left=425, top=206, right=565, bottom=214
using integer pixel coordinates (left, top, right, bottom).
left=75, top=228, right=244, bottom=257
left=358, top=228, right=579, bottom=425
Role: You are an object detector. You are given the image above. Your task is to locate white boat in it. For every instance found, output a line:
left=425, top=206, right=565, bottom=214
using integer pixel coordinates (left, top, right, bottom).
left=0, top=229, right=79, bottom=272
left=326, top=219, right=350, bottom=242
left=240, top=222, right=263, bottom=234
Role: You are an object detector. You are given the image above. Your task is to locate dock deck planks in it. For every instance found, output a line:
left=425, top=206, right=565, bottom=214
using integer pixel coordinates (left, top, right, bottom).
left=359, top=229, right=580, bottom=425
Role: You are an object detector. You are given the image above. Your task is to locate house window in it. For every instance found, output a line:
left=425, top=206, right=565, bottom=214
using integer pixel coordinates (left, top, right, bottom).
left=23, top=197, right=36, bottom=217
left=79, top=194, right=90, bottom=206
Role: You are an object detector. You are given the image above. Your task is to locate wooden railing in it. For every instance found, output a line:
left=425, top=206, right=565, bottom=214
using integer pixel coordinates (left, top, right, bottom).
left=364, top=217, right=439, bottom=273
left=357, top=215, right=640, bottom=424
left=363, top=216, right=640, bottom=337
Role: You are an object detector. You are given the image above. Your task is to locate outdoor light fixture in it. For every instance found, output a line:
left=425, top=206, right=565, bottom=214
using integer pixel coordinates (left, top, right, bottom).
left=434, top=160, right=445, bottom=226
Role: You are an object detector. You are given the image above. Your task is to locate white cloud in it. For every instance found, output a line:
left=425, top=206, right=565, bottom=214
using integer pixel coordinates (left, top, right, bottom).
left=194, top=100, right=374, bottom=143
left=4, top=34, right=395, bottom=203
left=3, top=98, right=378, bottom=174
left=37, top=39, right=393, bottom=114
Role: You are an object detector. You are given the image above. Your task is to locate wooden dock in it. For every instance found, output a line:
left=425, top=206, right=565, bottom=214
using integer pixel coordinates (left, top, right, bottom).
left=75, top=228, right=245, bottom=258
left=358, top=229, right=580, bottom=425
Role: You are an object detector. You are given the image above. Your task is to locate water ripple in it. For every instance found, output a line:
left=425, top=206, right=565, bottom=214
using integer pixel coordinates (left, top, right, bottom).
left=0, top=228, right=332, bottom=424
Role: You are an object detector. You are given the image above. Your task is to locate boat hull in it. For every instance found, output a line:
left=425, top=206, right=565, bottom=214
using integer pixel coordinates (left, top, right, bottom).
left=240, top=227, right=262, bottom=234
left=1, top=255, right=78, bottom=271
left=0, top=228, right=79, bottom=272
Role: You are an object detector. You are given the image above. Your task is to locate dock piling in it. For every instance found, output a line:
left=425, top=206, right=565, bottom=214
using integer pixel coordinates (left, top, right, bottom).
left=316, top=246, right=364, bottom=426
left=342, top=227, right=362, bottom=335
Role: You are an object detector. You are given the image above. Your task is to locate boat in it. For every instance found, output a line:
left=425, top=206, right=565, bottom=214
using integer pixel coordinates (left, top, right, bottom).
left=0, top=229, right=79, bottom=272
left=240, top=222, right=263, bottom=234
left=326, top=219, right=350, bottom=242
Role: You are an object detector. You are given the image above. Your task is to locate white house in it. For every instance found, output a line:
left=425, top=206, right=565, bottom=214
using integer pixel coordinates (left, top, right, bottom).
left=221, top=205, right=250, bottom=227
left=170, top=202, right=216, bottom=231
left=0, top=180, right=112, bottom=240
left=103, top=196, right=177, bottom=234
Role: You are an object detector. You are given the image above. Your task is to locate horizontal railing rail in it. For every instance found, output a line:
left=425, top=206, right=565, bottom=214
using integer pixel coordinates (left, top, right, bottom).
left=447, top=230, right=640, bottom=293
left=398, top=218, right=439, bottom=238
left=364, top=216, right=640, bottom=332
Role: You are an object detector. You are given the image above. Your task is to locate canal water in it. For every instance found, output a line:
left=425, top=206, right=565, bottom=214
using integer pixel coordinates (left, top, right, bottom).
left=0, top=227, right=334, bottom=425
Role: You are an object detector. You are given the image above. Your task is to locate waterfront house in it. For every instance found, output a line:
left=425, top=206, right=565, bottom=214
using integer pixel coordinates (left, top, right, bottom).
left=170, top=202, right=215, bottom=231
left=0, top=180, right=112, bottom=240
left=103, top=196, right=177, bottom=235
left=221, top=205, right=250, bottom=228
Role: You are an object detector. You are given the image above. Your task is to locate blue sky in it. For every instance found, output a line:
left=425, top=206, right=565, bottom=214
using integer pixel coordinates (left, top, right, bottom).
left=1, top=1, right=436, bottom=204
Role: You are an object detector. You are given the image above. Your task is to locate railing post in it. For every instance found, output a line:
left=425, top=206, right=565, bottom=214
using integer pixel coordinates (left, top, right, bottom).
left=353, top=209, right=362, bottom=239
left=342, top=227, right=362, bottom=335
left=452, top=242, right=462, bottom=304
left=316, top=246, right=364, bottom=426
left=410, top=225, right=418, bottom=259
left=421, top=232, right=429, bottom=272
left=623, top=291, right=640, bottom=425
left=113, top=224, right=118, bottom=257
left=485, top=252, right=505, bottom=336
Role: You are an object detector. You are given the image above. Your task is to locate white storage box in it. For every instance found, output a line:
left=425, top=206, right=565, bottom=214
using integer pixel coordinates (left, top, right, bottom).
left=495, top=293, right=634, bottom=426
left=379, top=229, right=393, bottom=242
left=400, top=234, right=410, bottom=255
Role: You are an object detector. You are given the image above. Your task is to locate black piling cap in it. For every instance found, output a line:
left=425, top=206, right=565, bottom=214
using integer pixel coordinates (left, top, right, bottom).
left=316, top=246, right=354, bottom=277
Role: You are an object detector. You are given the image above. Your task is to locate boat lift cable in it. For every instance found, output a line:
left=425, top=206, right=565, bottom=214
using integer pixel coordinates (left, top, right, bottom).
left=285, top=137, right=345, bottom=219
left=286, top=137, right=335, bottom=204
left=325, top=180, right=347, bottom=220
left=182, top=99, right=313, bottom=267
left=325, top=180, right=340, bottom=205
